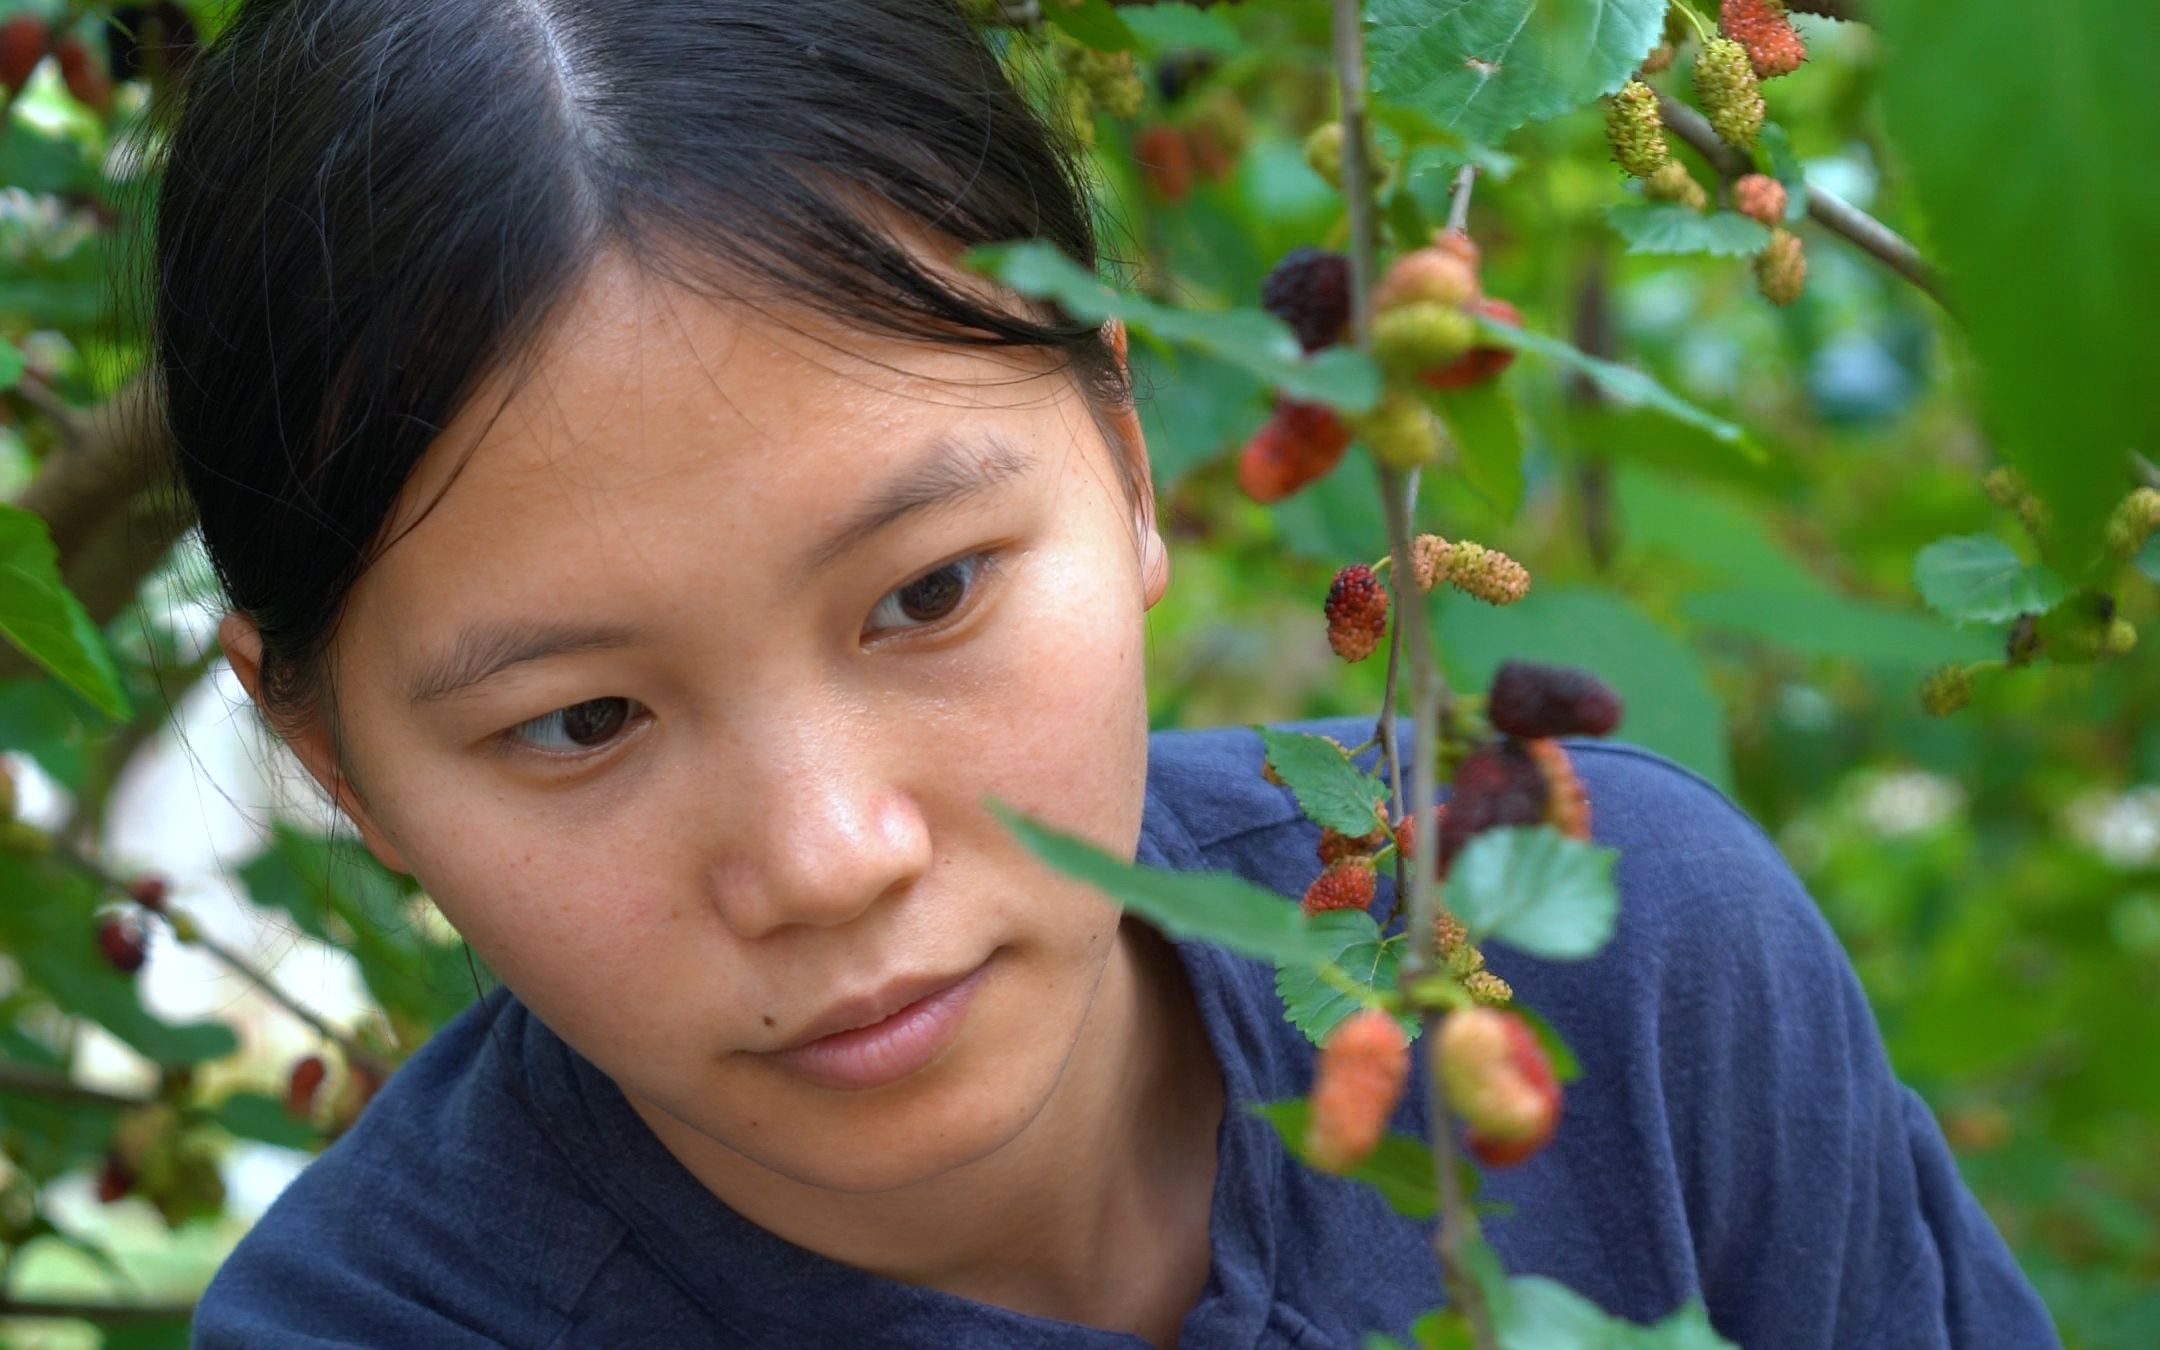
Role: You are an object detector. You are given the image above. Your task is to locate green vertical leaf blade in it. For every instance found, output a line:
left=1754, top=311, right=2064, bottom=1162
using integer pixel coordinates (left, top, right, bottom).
left=0, top=505, right=131, bottom=720
left=1875, top=0, right=2160, bottom=577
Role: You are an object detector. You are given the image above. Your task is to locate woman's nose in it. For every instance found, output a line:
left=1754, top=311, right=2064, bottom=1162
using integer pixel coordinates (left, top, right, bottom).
left=706, top=724, right=934, bottom=941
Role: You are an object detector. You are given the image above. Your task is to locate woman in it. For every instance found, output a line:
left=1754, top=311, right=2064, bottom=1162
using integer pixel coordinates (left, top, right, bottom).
left=160, top=1, right=2058, bottom=1346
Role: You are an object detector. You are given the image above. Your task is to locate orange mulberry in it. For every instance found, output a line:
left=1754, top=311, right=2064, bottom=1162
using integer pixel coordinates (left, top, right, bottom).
left=1305, top=1009, right=1410, bottom=1172
left=1721, top=0, right=1807, bottom=79
left=1435, top=1007, right=1561, bottom=1167
left=1236, top=396, right=1352, bottom=503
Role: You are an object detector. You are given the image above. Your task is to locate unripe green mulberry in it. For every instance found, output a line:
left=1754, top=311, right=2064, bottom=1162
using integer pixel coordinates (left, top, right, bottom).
left=1605, top=80, right=1669, bottom=179
left=1374, top=303, right=1477, bottom=380
left=1920, top=664, right=1971, bottom=716
left=1304, top=121, right=1343, bottom=184
left=1352, top=391, right=1442, bottom=470
left=1444, top=540, right=1532, bottom=605
left=2106, top=618, right=2139, bottom=657
left=1754, top=229, right=1805, bottom=305
left=1645, top=160, right=1708, bottom=211
left=2104, top=487, right=2160, bottom=559
left=1694, top=36, right=1764, bottom=150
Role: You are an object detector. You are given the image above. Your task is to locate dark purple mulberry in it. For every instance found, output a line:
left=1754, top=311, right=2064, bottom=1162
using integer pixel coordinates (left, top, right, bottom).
left=1261, top=246, right=1352, bottom=353
left=1485, top=660, right=1623, bottom=739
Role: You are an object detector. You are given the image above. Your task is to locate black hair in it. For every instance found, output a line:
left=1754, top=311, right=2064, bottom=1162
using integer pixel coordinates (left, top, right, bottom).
left=150, top=0, right=1139, bottom=727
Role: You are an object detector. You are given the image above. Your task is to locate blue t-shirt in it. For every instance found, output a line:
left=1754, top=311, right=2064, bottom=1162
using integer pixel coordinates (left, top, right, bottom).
left=191, top=718, right=2061, bottom=1348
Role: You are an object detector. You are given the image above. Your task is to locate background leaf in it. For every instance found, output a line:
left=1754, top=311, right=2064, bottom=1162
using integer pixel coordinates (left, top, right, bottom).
left=1913, top=534, right=2070, bottom=624
left=0, top=505, right=130, bottom=719
left=1603, top=203, right=1774, bottom=257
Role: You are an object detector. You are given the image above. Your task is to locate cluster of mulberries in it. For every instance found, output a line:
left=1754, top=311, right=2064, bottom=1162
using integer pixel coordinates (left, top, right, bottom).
left=1324, top=563, right=1390, bottom=662
left=1435, top=660, right=1624, bottom=875
left=1305, top=1009, right=1410, bottom=1172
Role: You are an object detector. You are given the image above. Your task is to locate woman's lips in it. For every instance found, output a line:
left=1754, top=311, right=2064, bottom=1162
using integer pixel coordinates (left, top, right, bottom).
left=763, top=958, right=993, bottom=1091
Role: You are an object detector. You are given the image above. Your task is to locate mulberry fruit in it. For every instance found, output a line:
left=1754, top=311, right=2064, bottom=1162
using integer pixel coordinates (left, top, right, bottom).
left=1522, top=737, right=1592, bottom=840
left=1733, top=173, right=1787, bottom=226
left=1411, top=534, right=1452, bottom=592
left=1373, top=303, right=1477, bottom=381
left=1260, top=246, right=1353, bottom=353
left=1317, top=823, right=1385, bottom=866
left=1605, top=80, right=1669, bottom=179
left=1755, top=228, right=1806, bottom=305
left=1720, top=0, right=1806, bottom=79
left=95, top=1153, right=133, bottom=1204
left=1437, top=740, right=1550, bottom=872
left=1430, top=228, right=1481, bottom=272
left=1373, top=247, right=1478, bottom=313
left=1486, top=660, right=1624, bottom=738
left=1302, top=859, right=1378, bottom=917
left=1920, top=664, right=1972, bottom=716
left=1305, top=1009, right=1410, bottom=1172
left=1694, top=36, right=1764, bottom=150
left=97, top=914, right=147, bottom=974
left=1324, top=564, right=1390, bottom=662
left=1303, top=121, right=1345, bottom=186
left=1393, top=810, right=1418, bottom=861
left=1135, top=124, right=1193, bottom=202
left=286, top=1055, right=328, bottom=1119
left=1641, top=40, right=1675, bottom=75
left=1350, top=392, right=1442, bottom=471
left=1420, top=297, right=1521, bottom=391
left=1433, top=906, right=1467, bottom=961
left=0, top=14, right=46, bottom=94
left=2104, top=487, right=2160, bottom=559
left=128, top=874, right=171, bottom=912
left=1435, top=1007, right=1561, bottom=1167
left=1237, top=396, right=1353, bottom=504
left=55, top=36, right=110, bottom=114
left=1442, top=540, right=1531, bottom=606
left=1644, top=160, right=1708, bottom=212
left=1463, top=969, right=1514, bottom=1006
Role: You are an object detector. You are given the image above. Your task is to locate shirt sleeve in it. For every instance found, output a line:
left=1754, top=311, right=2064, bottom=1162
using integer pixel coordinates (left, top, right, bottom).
left=1589, top=743, right=2063, bottom=1349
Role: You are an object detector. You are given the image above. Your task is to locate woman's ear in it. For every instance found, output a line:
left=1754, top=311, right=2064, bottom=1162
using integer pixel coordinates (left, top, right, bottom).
left=1102, top=319, right=1171, bottom=611
left=218, top=613, right=413, bottom=876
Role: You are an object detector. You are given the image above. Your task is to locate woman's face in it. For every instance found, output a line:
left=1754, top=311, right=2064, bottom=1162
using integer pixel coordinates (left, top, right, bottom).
left=253, top=251, right=1169, bottom=1194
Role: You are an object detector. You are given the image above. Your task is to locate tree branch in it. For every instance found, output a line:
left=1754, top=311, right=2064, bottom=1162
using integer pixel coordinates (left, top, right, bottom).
left=0, top=1061, right=153, bottom=1113
left=0, top=1295, right=196, bottom=1324
left=1653, top=92, right=1949, bottom=308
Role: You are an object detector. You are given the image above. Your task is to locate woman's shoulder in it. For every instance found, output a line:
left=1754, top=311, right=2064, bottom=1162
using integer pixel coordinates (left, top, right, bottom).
left=191, top=993, right=627, bottom=1347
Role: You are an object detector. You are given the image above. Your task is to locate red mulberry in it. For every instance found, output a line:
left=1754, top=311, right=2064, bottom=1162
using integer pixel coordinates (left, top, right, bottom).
left=1721, top=0, right=1807, bottom=79
left=1324, top=565, right=1389, bottom=662
left=1419, top=297, right=1521, bottom=391
left=1236, top=396, right=1353, bottom=503
left=1437, top=740, right=1550, bottom=873
left=97, top=914, right=147, bottom=974
left=1301, top=859, right=1378, bottom=917
left=1435, top=1007, right=1561, bottom=1167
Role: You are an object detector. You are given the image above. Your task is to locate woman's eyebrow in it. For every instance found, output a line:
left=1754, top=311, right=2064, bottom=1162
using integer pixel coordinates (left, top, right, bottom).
left=405, top=433, right=1033, bottom=705
left=801, top=429, right=1035, bottom=575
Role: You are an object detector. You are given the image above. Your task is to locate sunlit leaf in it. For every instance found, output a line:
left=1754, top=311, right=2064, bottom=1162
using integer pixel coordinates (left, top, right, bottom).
left=1447, top=826, right=1619, bottom=960
left=0, top=506, right=130, bottom=719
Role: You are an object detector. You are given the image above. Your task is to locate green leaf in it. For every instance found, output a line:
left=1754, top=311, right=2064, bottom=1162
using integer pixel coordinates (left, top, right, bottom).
left=0, top=506, right=130, bottom=719
left=1682, top=587, right=1999, bottom=670
left=1495, top=1279, right=1738, bottom=1348
left=1434, top=383, right=1525, bottom=519
left=1273, top=910, right=1418, bottom=1045
left=1874, top=0, right=2160, bottom=578
left=1913, top=533, right=2070, bottom=624
left=1434, top=585, right=1733, bottom=791
left=965, top=240, right=1380, bottom=411
left=1472, top=313, right=1753, bottom=452
left=991, top=802, right=1341, bottom=967
left=210, top=1091, right=322, bottom=1152
left=1447, top=826, right=1619, bottom=960
left=1603, top=203, right=1773, bottom=257
left=0, top=339, right=24, bottom=392
left=1251, top=1099, right=1438, bottom=1219
left=1369, top=0, right=1668, bottom=145
left=1117, top=3, right=1241, bottom=54
left=1411, top=1309, right=1478, bottom=1350
left=1257, top=727, right=1389, bottom=835
left=1041, top=0, right=1137, bottom=51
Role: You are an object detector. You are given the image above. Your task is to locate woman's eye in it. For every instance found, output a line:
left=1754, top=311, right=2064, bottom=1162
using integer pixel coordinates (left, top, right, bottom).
left=505, top=697, right=644, bottom=755
left=866, top=552, right=996, bottom=636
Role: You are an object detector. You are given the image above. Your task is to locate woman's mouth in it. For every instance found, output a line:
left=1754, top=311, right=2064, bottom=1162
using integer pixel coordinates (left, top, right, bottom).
left=761, top=955, right=994, bottom=1091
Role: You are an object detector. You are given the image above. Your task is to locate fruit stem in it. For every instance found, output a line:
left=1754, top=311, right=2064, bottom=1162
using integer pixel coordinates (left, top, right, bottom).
left=1671, top=1, right=1714, bottom=43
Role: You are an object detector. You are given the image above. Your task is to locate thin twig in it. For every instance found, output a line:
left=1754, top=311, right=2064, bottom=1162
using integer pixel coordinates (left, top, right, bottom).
left=1652, top=92, right=1949, bottom=308
left=0, top=1296, right=197, bottom=1324
left=0, top=1061, right=154, bottom=1112
left=1444, top=164, right=1477, bottom=234
left=47, top=844, right=390, bottom=1082
left=1331, top=3, right=1491, bottom=1344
